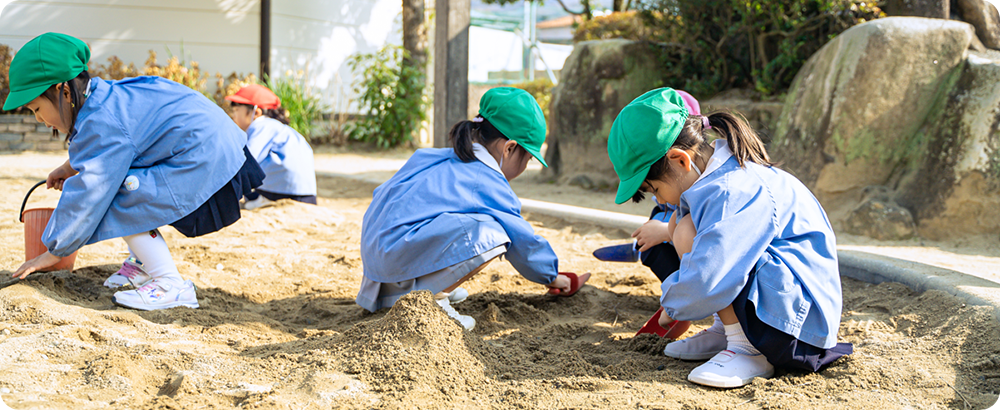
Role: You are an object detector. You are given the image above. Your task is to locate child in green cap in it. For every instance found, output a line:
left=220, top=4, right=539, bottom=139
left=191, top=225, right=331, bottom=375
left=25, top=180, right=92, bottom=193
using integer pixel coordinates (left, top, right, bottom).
left=607, top=87, right=852, bottom=388
left=358, top=87, right=589, bottom=330
left=8, top=33, right=265, bottom=311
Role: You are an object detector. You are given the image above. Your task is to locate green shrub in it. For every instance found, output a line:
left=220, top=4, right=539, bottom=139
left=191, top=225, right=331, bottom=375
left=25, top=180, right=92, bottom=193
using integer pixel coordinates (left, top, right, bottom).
left=268, top=72, right=324, bottom=141
left=605, top=1, right=886, bottom=96
left=347, top=45, right=427, bottom=149
left=574, top=10, right=673, bottom=43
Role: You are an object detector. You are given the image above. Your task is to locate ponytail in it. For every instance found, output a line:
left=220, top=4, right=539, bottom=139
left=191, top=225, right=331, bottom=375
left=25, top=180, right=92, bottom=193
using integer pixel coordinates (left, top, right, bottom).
left=635, top=110, right=771, bottom=203
left=41, top=71, right=91, bottom=140
left=706, top=111, right=772, bottom=168
left=449, top=115, right=507, bottom=163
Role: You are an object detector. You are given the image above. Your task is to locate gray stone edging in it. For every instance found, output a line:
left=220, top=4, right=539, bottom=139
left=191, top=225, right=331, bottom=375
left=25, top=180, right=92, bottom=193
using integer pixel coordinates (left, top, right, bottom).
left=317, top=171, right=1000, bottom=321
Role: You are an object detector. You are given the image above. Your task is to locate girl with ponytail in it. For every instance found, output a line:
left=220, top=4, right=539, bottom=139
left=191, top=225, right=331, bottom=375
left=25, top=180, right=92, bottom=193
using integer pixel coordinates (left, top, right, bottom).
left=8, top=33, right=265, bottom=311
left=607, top=88, right=852, bottom=388
left=358, top=87, right=589, bottom=330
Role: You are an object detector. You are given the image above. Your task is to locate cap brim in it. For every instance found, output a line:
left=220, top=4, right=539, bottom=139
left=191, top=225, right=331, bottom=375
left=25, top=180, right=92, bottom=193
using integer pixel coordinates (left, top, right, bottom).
left=614, top=167, right=650, bottom=205
left=524, top=146, right=548, bottom=168
left=224, top=95, right=253, bottom=105
left=3, top=83, right=51, bottom=111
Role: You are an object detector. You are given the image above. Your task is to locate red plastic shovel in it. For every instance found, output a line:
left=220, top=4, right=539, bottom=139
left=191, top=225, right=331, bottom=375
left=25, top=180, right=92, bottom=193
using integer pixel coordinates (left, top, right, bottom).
left=635, top=307, right=691, bottom=339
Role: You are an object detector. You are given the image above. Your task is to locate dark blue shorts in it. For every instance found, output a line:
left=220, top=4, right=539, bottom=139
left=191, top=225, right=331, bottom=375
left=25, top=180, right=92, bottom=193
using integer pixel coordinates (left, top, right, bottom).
left=245, top=189, right=317, bottom=205
left=170, top=146, right=265, bottom=237
left=733, top=267, right=854, bottom=372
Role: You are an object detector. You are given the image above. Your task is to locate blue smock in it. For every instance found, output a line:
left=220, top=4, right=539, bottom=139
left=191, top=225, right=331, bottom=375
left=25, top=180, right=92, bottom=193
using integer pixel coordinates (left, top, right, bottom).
left=661, top=140, right=843, bottom=349
left=42, top=76, right=247, bottom=257
left=245, top=116, right=316, bottom=196
left=361, top=146, right=559, bottom=285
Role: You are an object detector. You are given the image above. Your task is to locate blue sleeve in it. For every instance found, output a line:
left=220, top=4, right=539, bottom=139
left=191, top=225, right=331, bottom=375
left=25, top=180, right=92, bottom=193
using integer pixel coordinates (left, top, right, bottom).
left=245, top=122, right=270, bottom=163
left=492, top=210, right=559, bottom=285
left=660, top=185, right=776, bottom=321
left=42, top=116, right=136, bottom=257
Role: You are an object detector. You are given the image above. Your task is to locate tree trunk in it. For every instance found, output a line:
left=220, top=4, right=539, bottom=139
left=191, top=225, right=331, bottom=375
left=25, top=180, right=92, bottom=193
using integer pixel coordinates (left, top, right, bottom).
left=402, top=0, right=427, bottom=69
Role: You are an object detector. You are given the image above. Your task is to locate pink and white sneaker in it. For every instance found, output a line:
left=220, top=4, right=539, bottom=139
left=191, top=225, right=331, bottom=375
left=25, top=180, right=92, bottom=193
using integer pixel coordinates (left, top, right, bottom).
left=112, top=279, right=199, bottom=311
left=103, top=259, right=152, bottom=289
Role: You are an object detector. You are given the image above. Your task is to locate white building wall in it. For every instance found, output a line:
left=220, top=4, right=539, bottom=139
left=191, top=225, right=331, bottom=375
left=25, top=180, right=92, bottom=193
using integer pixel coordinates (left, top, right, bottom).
left=0, top=0, right=402, bottom=111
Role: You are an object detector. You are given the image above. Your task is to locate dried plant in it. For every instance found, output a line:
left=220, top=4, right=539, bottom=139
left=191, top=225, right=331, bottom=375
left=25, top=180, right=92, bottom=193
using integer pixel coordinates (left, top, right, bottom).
left=89, top=55, right=140, bottom=80
left=214, top=72, right=259, bottom=110
left=0, top=44, right=13, bottom=112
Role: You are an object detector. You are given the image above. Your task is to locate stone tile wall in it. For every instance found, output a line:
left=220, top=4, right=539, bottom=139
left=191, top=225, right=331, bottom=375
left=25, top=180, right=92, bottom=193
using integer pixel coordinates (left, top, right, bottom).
left=0, top=115, right=66, bottom=151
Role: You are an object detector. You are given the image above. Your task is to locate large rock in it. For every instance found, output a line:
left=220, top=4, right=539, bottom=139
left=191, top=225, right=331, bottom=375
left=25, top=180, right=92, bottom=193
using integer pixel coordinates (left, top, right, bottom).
left=774, top=18, right=973, bottom=192
left=543, top=40, right=667, bottom=186
left=954, top=0, right=1000, bottom=50
left=895, top=51, right=1000, bottom=238
left=773, top=17, right=1000, bottom=239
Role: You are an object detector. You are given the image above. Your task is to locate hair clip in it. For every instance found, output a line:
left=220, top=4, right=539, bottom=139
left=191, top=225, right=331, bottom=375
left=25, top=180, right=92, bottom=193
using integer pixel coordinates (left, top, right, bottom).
left=702, top=116, right=711, bottom=130
left=471, top=116, right=484, bottom=123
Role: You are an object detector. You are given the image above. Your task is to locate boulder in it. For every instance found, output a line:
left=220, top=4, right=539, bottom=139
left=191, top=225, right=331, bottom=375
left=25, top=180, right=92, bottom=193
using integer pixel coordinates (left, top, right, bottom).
left=772, top=18, right=972, bottom=224
left=844, top=186, right=917, bottom=240
left=543, top=40, right=667, bottom=186
left=954, top=0, right=1000, bottom=50
left=895, top=51, right=1000, bottom=238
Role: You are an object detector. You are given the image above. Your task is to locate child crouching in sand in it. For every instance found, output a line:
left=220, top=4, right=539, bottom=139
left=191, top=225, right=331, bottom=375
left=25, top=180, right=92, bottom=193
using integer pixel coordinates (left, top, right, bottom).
left=358, top=87, right=589, bottom=330
left=608, top=88, right=852, bottom=388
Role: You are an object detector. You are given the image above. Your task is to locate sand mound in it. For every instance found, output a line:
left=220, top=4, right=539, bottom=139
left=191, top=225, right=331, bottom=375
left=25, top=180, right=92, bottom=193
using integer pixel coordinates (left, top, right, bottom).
left=334, top=291, right=491, bottom=400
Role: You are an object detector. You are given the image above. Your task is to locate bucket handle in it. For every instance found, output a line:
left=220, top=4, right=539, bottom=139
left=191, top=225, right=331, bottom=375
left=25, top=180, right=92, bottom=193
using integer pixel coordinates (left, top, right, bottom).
left=19, top=180, right=48, bottom=223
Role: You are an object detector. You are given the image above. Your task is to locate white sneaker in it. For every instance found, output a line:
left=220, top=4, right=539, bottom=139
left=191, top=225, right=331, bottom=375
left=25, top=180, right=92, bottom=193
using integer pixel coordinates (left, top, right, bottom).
left=436, top=298, right=475, bottom=330
left=242, top=195, right=273, bottom=210
left=113, top=279, right=200, bottom=311
left=435, top=287, right=469, bottom=304
left=687, top=350, right=774, bottom=388
left=103, top=259, right=152, bottom=289
left=664, top=329, right=728, bottom=360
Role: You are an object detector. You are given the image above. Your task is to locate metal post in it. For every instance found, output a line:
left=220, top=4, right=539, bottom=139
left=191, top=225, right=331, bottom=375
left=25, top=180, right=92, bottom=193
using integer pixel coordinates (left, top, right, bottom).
left=260, top=0, right=271, bottom=80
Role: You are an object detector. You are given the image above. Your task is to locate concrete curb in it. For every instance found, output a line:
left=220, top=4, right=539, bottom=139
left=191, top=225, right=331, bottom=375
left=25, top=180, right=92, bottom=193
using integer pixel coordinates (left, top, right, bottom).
left=318, top=171, right=1000, bottom=320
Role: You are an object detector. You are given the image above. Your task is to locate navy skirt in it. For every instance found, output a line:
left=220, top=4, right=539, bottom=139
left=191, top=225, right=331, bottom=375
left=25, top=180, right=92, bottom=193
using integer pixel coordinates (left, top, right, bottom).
left=245, top=189, right=317, bottom=205
left=170, top=146, right=265, bottom=237
left=733, top=266, right=854, bottom=372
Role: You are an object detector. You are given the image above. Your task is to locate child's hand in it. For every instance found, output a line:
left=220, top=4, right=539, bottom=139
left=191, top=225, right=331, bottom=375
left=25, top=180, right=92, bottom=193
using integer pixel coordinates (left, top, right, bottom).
left=47, top=160, right=77, bottom=191
left=632, top=219, right=673, bottom=252
left=658, top=309, right=676, bottom=328
left=12, top=252, right=61, bottom=279
left=546, top=273, right=572, bottom=293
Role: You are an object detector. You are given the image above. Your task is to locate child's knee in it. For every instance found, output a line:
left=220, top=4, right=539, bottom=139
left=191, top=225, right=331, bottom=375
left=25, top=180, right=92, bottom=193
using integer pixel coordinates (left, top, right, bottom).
left=673, top=215, right=696, bottom=257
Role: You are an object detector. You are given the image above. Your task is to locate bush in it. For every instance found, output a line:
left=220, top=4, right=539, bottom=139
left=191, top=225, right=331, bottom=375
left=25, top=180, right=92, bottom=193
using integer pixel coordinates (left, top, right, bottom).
left=573, top=10, right=674, bottom=43
left=267, top=72, right=324, bottom=141
left=604, top=1, right=886, bottom=96
left=510, top=78, right=554, bottom=126
left=213, top=72, right=260, bottom=110
left=0, top=44, right=13, bottom=113
left=347, top=45, right=427, bottom=149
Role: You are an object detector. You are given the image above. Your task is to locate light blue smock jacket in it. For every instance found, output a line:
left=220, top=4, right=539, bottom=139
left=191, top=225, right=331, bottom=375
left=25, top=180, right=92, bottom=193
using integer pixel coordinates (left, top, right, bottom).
left=245, top=116, right=316, bottom=196
left=361, top=148, right=559, bottom=285
left=662, top=141, right=842, bottom=349
left=42, top=76, right=247, bottom=257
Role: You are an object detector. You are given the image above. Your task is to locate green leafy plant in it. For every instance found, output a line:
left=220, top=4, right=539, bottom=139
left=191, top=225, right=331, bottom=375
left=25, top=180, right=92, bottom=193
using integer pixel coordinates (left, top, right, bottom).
left=268, top=71, right=324, bottom=141
left=601, top=0, right=886, bottom=96
left=347, top=45, right=427, bottom=149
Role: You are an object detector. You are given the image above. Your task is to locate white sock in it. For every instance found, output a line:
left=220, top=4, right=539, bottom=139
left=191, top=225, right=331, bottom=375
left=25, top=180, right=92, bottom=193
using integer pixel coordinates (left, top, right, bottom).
left=706, top=313, right=725, bottom=334
left=125, top=246, right=141, bottom=265
left=123, top=229, right=183, bottom=286
left=724, top=323, right=761, bottom=356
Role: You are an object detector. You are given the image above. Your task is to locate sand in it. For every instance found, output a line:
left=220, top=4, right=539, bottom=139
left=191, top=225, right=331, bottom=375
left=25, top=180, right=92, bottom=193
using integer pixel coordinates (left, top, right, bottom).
left=1, top=156, right=1000, bottom=409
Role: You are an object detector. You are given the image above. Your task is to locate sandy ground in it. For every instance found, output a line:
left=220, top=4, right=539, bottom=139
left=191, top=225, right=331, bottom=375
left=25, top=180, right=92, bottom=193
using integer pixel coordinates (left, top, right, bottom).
left=1, top=152, right=999, bottom=409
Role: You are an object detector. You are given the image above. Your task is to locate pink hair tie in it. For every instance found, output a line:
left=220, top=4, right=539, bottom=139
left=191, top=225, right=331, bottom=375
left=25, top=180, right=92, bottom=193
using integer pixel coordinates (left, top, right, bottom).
left=702, top=116, right=711, bottom=129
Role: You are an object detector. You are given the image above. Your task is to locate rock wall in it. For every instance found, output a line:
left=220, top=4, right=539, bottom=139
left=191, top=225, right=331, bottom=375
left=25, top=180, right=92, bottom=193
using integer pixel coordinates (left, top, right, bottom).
left=772, top=17, right=1000, bottom=239
left=542, top=40, right=667, bottom=187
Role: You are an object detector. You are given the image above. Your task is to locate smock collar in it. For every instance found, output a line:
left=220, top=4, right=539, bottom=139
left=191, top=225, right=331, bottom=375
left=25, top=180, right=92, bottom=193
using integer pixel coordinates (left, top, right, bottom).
left=694, top=139, right=733, bottom=184
left=472, top=143, right=504, bottom=177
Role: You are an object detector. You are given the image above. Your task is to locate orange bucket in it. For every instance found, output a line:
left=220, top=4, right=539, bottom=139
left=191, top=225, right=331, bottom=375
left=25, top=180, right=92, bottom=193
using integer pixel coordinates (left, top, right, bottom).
left=19, top=181, right=77, bottom=272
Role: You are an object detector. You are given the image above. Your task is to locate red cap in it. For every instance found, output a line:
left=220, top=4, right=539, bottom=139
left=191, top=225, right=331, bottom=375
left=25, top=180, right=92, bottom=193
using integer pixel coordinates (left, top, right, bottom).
left=225, top=84, right=281, bottom=110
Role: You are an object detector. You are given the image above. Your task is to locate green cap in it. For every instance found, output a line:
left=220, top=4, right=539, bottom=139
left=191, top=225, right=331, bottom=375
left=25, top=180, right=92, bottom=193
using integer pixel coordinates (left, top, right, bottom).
left=479, top=87, right=548, bottom=167
left=3, top=33, right=91, bottom=111
left=607, top=88, right=689, bottom=204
